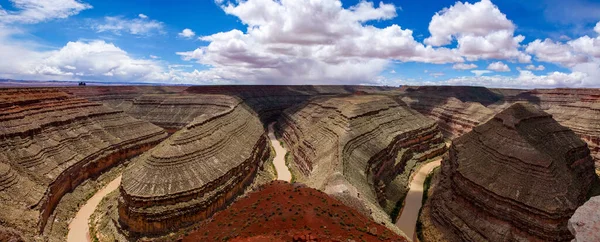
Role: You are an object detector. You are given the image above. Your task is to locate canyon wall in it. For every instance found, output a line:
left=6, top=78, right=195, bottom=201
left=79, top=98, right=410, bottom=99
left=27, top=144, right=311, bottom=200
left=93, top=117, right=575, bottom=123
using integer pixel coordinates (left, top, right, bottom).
left=0, top=89, right=168, bottom=237
left=277, top=95, right=446, bottom=228
left=401, top=86, right=600, bottom=168
left=184, top=85, right=398, bottom=123
left=425, top=103, right=596, bottom=241
left=118, top=95, right=271, bottom=236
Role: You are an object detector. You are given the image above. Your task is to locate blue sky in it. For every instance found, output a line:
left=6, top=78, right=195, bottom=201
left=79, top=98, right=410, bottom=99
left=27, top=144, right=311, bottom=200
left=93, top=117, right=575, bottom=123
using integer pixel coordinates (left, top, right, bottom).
left=0, top=0, right=599, bottom=88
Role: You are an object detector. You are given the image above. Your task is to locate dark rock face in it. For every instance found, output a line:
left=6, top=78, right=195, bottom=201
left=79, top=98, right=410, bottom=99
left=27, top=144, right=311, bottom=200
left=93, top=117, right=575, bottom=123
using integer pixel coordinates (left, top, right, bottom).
left=428, top=103, right=596, bottom=241
left=118, top=96, right=270, bottom=236
left=277, top=95, right=446, bottom=229
left=0, top=89, right=167, bottom=236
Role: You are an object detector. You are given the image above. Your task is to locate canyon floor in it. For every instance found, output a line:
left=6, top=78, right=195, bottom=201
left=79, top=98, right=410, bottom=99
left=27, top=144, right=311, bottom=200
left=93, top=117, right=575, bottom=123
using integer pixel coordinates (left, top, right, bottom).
left=67, top=176, right=122, bottom=242
left=268, top=123, right=292, bottom=182
left=396, top=159, right=441, bottom=240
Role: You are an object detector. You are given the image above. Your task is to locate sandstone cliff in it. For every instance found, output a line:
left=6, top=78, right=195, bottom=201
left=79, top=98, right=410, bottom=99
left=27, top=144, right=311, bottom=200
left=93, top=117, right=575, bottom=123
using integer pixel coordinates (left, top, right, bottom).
left=277, top=95, right=446, bottom=230
left=0, top=88, right=167, bottom=238
left=425, top=103, right=596, bottom=241
left=118, top=95, right=271, bottom=237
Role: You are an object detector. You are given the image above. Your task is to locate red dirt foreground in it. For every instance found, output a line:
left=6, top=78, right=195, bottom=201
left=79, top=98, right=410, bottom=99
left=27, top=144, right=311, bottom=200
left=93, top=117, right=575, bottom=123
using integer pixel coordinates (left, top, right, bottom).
left=183, top=181, right=408, bottom=242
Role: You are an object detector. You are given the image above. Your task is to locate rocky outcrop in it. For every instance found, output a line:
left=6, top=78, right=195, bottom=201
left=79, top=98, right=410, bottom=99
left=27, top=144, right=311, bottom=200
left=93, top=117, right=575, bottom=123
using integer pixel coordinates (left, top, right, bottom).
left=277, top=95, right=445, bottom=226
left=568, top=196, right=600, bottom=242
left=0, top=89, right=167, bottom=236
left=183, top=181, right=409, bottom=242
left=118, top=96, right=271, bottom=236
left=426, top=103, right=596, bottom=241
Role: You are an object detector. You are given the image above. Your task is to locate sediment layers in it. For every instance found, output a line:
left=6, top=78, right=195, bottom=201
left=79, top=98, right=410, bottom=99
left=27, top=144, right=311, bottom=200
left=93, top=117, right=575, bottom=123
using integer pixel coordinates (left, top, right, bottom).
left=277, top=95, right=445, bottom=224
left=122, top=94, right=239, bottom=133
left=427, top=103, right=596, bottom=241
left=185, top=85, right=397, bottom=123
left=402, top=96, right=498, bottom=139
left=0, top=89, right=167, bottom=236
left=118, top=96, right=270, bottom=236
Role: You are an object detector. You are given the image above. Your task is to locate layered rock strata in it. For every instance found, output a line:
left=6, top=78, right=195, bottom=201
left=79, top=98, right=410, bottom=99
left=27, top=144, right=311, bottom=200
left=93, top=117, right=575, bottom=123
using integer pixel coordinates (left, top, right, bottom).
left=546, top=102, right=600, bottom=167
left=184, top=85, right=397, bottom=123
left=427, top=103, right=596, bottom=241
left=118, top=96, right=270, bottom=236
left=121, top=94, right=238, bottom=133
left=0, top=89, right=167, bottom=235
left=277, top=95, right=446, bottom=224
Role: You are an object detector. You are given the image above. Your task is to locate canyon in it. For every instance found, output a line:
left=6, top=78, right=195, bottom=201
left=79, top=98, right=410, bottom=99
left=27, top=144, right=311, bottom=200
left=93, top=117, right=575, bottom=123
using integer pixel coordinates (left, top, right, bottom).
left=0, top=88, right=167, bottom=240
left=1, top=85, right=599, bottom=242
left=277, top=95, right=446, bottom=234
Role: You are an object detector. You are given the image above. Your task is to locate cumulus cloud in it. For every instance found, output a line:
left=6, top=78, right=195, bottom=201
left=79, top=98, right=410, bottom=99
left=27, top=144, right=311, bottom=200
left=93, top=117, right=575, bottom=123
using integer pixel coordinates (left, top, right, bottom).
left=487, top=61, right=510, bottom=72
left=178, top=28, right=195, bottom=38
left=138, top=13, right=147, bottom=19
left=0, top=0, right=91, bottom=24
left=452, top=63, right=477, bottom=70
left=424, top=0, right=530, bottom=62
left=176, top=0, right=465, bottom=84
left=94, top=15, right=164, bottom=36
left=526, top=39, right=589, bottom=67
left=524, top=22, right=600, bottom=86
left=441, top=70, right=587, bottom=88
left=525, top=64, right=545, bottom=71
left=595, top=21, right=600, bottom=34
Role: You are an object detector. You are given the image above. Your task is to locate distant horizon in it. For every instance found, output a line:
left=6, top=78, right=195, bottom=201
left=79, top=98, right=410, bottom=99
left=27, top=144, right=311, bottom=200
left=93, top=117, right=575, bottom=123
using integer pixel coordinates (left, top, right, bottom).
left=0, top=1, right=598, bottom=88
left=3, top=78, right=595, bottom=90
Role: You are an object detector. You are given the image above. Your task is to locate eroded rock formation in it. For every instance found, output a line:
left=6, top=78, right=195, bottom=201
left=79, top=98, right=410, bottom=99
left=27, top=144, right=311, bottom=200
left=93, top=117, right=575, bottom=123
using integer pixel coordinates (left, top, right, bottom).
left=426, top=103, right=596, bottom=241
left=0, top=89, right=167, bottom=236
left=184, top=85, right=398, bottom=123
left=277, top=95, right=446, bottom=227
left=121, top=94, right=239, bottom=133
left=118, top=95, right=271, bottom=236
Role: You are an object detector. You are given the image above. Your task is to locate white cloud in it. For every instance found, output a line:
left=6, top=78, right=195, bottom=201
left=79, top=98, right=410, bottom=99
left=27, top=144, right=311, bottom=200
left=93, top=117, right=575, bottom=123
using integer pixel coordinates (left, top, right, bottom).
left=526, top=39, right=589, bottom=67
left=390, top=69, right=396, bottom=74
left=487, top=61, right=510, bottom=72
left=424, top=0, right=530, bottom=62
left=178, top=28, right=195, bottom=38
left=441, top=70, right=587, bottom=88
left=471, top=70, right=492, bottom=76
left=149, top=55, right=159, bottom=59
left=452, top=63, right=477, bottom=70
left=525, top=64, right=545, bottom=71
left=177, top=0, right=465, bottom=84
left=0, top=0, right=91, bottom=24
left=94, top=15, right=164, bottom=36
left=595, top=21, right=600, bottom=34
left=138, top=13, right=147, bottom=19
